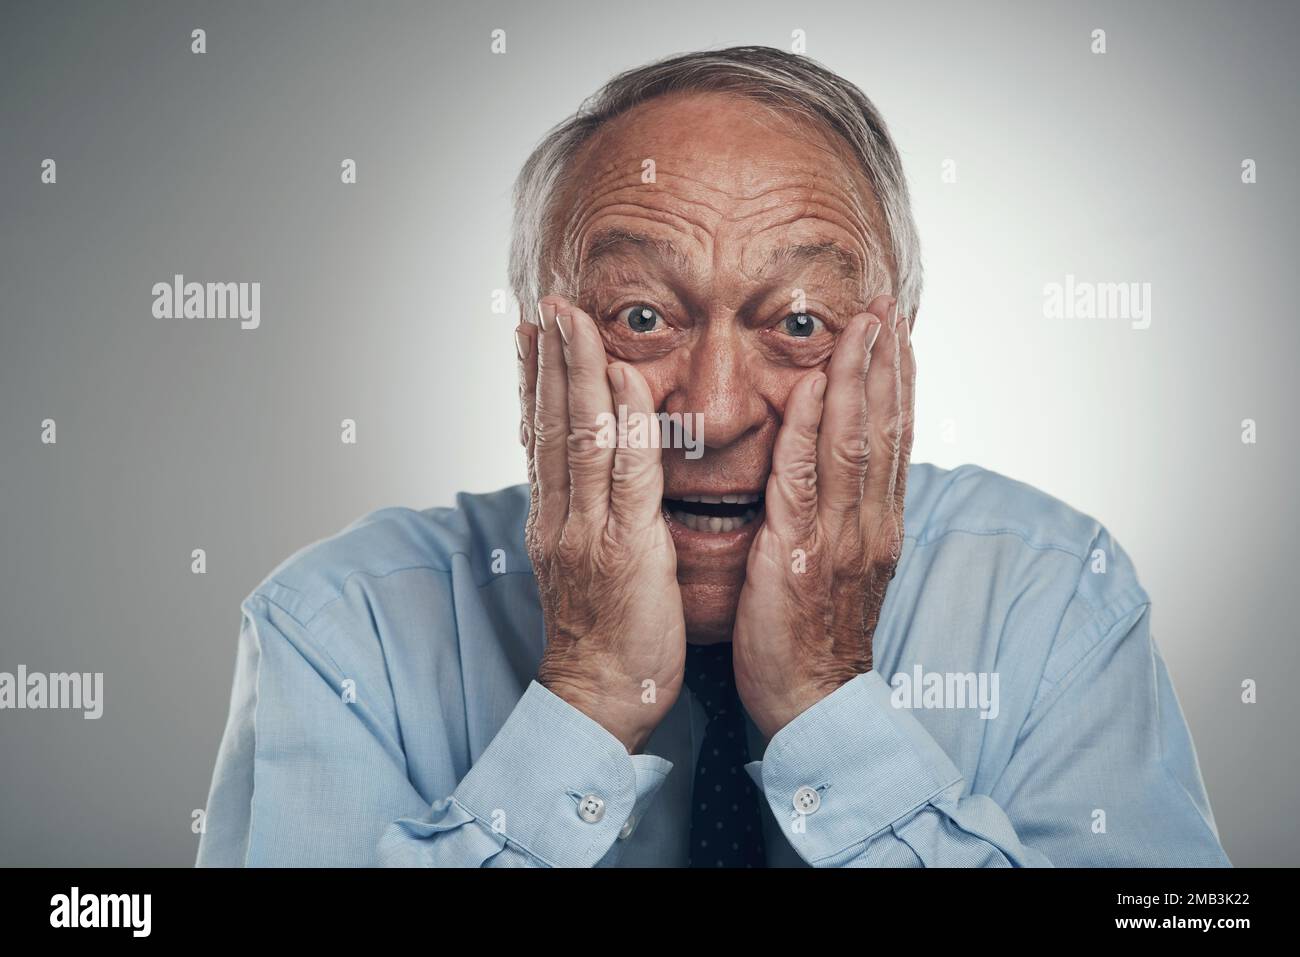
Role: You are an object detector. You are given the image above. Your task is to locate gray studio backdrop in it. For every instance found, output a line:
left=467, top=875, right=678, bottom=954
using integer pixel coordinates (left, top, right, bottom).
left=2, top=0, right=1296, bottom=866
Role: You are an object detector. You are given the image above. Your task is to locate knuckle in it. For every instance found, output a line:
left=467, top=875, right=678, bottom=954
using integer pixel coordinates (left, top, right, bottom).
left=597, top=524, right=634, bottom=563
left=831, top=438, right=871, bottom=471
left=867, top=551, right=898, bottom=584
left=871, top=421, right=900, bottom=459
left=832, top=548, right=868, bottom=583
left=873, top=525, right=904, bottom=569
left=554, top=528, right=591, bottom=568
left=532, top=408, right=564, bottom=445
left=610, top=452, right=653, bottom=488
left=774, top=456, right=818, bottom=497
left=533, top=428, right=562, bottom=453
left=567, top=424, right=611, bottom=454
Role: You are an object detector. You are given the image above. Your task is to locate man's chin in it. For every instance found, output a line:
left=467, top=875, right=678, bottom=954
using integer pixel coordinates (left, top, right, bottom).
left=681, top=582, right=742, bottom=645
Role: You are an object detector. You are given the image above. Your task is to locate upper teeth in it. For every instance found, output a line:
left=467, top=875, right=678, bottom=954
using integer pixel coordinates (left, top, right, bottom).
left=677, top=493, right=760, bottom=504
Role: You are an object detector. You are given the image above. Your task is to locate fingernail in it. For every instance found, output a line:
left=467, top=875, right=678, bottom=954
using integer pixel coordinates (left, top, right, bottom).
left=556, top=312, right=573, bottom=345
left=866, top=319, right=883, bottom=354
left=896, top=314, right=910, bottom=347
left=812, top=373, right=827, bottom=401
left=514, top=328, right=527, bottom=360
left=607, top=363, right=626, bottom=392
left=538, top=300, right=556, bottom=332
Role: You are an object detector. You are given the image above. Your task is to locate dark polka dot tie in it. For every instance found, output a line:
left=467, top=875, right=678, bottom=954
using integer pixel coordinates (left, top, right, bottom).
left=684, top=641, right=767, bottom=868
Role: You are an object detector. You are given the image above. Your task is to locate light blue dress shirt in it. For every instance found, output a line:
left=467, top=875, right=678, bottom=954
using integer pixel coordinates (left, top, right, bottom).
left=196, top=463, right=1230, bottom=867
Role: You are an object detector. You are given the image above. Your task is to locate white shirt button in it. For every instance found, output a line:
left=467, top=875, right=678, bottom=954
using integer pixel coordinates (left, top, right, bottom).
left=793, top=785, right=821, bottom=814
left=618, top=815, right=637, bottom=840
left=578, top=794, right=606, bottom=823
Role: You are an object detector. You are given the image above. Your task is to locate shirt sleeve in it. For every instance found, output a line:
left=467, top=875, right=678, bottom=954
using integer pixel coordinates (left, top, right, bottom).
left=744, top=599, right=1231, bottom=868
left=378, top=681, right=673, bottom=867
left=196, top=594, right=672, bottom=867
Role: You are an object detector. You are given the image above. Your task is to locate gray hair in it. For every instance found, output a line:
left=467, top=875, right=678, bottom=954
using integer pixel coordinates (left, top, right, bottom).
left=508, top=45, right=923, bottom=321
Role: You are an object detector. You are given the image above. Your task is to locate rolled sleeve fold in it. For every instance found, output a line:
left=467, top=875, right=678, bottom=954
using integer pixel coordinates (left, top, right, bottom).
left=383, top=680, right=672, bottom=867
left=745, top=670, right=963, bottom=865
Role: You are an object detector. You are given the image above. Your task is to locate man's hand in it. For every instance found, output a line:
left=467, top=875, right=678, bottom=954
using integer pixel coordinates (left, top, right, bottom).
left=732, top=294, right=915, bottom=741
left=516, top=296, right=686, bottom=754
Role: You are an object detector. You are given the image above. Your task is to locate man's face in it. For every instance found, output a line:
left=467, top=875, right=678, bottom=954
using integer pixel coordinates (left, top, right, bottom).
left=556, top=91, right=889, bottom=642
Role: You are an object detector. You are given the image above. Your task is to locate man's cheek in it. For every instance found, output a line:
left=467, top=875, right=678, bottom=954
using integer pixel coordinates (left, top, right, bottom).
left=630, top=358, right=677, bottom=409
left=757, top=367, right=818, bottom=421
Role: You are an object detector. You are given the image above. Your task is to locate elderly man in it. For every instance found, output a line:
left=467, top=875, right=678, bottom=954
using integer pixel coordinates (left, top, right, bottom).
left=197, top=46, right=1229, bottom=867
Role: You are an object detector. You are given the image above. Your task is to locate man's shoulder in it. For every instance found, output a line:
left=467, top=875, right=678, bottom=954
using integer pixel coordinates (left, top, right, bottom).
left=246, top=483, right=532, bottom=626
left=907, top=462, right=1097, bottom=553
left=904, top=462, right=1149, bottom=611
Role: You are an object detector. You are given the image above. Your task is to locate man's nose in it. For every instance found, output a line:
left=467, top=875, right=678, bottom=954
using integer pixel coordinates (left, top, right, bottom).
left=665, top=326, right=767, bottom=450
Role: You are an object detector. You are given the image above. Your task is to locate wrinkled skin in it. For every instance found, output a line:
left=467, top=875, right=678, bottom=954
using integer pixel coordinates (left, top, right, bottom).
left=516, top=92, right=915, bottom=748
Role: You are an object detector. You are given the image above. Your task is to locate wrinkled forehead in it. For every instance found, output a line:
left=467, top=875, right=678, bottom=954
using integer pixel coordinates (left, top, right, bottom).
left=551, top=92, right=887, bottom=284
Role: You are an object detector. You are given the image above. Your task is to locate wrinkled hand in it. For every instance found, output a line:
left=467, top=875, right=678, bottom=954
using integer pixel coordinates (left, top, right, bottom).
left=732, top=295, right=915, bottom=740
left=517, top=297, right=686, bottom=754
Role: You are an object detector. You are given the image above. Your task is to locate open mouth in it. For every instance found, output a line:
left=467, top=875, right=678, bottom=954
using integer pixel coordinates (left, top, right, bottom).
left=662, top=492, right=764, bottom=533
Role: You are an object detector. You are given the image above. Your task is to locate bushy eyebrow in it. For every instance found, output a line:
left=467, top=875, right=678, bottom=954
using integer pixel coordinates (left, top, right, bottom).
left=579, top=228, right=863, bottom=288
left=579, top=228, right=703, bottom=285
left=760, top=242, right=863, bottom=283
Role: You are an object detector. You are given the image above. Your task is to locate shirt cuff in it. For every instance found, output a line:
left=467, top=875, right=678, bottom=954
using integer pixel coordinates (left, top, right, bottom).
left=744, top=670, right=963, bottom=865
left=452, top=679, right=673, bottom=867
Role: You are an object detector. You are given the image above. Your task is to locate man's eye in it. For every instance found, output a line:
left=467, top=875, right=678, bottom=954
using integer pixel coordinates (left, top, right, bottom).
left=616, top=304, right=663, bottom=333
left=783, top=313, right=823, bottom=338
